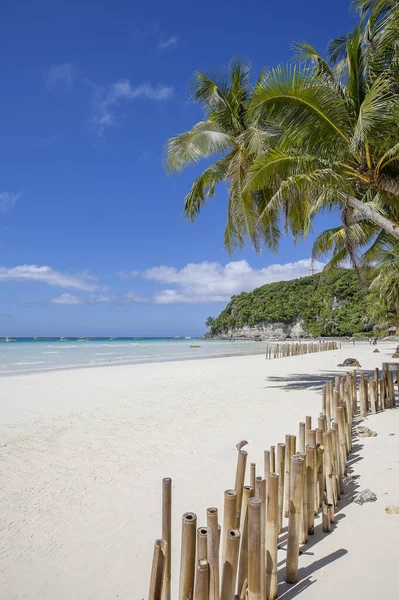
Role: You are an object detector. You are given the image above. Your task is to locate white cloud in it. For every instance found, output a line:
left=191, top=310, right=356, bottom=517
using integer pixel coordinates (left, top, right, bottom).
left=45, top=63, right=75, bottom=89
left=159, top=36, right=178, bottom=50
left=116, top=270, right=140, bottom=279
left=88, top=294, right=112, bottom=303
left=122, top=258, right=326, bottom=304
left=91, top=79, right=174, bottom=134
left=51, top=293, right=81, bottom=305
left=0, top=192, right=21, bottom=214
left=0, top=265, right=98, bottom=291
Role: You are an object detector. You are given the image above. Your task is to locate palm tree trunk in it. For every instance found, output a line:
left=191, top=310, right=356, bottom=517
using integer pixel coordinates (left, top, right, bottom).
left=375, top=175, right=399, bottom=196
left=346, top=195, right=399, bottom=240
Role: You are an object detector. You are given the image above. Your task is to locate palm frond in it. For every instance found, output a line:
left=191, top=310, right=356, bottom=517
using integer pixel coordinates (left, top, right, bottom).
left=165, top=121, right=232, bottom=173
left=182, top=157, right=230, bottom=220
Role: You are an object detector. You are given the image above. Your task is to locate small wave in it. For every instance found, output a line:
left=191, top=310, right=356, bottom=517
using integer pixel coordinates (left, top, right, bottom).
left=13, top=361, right=45, bottom=366
left=94, top=352, right=115, bottom=356
left=44, top=352, right=58, bottom=355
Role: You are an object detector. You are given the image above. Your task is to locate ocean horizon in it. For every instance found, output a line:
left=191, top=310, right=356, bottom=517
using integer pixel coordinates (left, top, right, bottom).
left=0, top=337, right=266, bottom=376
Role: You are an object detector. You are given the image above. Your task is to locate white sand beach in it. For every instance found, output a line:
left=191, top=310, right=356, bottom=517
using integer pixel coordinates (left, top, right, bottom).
left=1, top=342, right=399, bottom=599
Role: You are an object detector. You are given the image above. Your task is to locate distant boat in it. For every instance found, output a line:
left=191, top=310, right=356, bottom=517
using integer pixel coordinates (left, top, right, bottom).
left=174, top=335, right=182, bottom=339
left=109, top=337, right=116, bottom=340
left=77, top=337, right=90, bottom=342
left=133, top=337, right=141, bottom=340
left=60, top=337, right=68, bottom=342
left=1, top=337, right=16, bottom=343
left=185, top=337, right=192, bottom=339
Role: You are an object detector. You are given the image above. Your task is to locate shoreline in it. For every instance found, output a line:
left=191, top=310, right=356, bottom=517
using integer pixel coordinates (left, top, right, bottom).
left=1, top=343, right=398, bottom=598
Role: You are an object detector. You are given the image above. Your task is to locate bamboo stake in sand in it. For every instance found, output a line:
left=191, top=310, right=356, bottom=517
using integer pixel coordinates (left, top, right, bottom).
left=197, top=527, right=208, bottom=561
left=298, top=452, right=308, bottom=545
left=331, top=422, right=343, bottom=495
left=270, top=446, right=276, bottom=473
left=207, top=508, right=220, bottom=600
left=161, top=477, right=171, bottom=600
left=307, top=430, right=317, bottom=514
left=179, top=513, right=197, bottom=600
left=248, top=498, right=262, bottom=600
left=234, top=451, right=248, bottom=529
left=194, top=559, right=209, bottom=600
left=265, top=474, right=279, bottom=600
left=284, top=435, right=291, bottom=518
left=220, top=530, right=240, bottom=600
left=299, top=422, right=305, bottom=454
left=305, top=416, right=311, bottom=446
left=250, top=463, right=256, bottom=490
left=336, top=407, right=347, bottom=477
left=286, top=456, right=305, bottom=584
left=259, top=479, right=266, bottom=600
left=322, top=494, right=331, bottom=533
left=305, top=446, right=315, bottom=535
left=149, top=539, right=168, bottom=600
left=222, top=490, right=237, bottom=567
left=237, top=486, right=254, bottom=597
left=323, top=432, right=335, bottom=523
left=277, top=443, right=285, bottom=534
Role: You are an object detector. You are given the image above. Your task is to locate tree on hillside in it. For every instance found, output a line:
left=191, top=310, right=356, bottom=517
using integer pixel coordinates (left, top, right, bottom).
left=205, top=316, right=215, bottom=328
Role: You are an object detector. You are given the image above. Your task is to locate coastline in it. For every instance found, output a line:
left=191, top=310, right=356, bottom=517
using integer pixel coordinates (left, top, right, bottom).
left=1, top=342, right=398, bottom=598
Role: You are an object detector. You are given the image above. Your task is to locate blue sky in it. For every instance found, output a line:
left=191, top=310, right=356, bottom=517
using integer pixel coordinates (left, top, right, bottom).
left=0, top=0, right=356, bottom=336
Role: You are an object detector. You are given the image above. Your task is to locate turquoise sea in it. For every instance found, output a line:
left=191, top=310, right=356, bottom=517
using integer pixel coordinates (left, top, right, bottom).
left=0, top=337, right=266, bottom=376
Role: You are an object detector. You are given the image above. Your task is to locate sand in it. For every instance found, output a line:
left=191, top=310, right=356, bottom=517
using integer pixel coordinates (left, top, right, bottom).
left=1, top=342, right=399, bottom=599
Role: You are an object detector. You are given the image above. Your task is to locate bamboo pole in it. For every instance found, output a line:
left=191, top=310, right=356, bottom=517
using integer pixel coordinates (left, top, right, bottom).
left=298, top=452, right=308, bottom=545
left=250, top=463, right=256, bottom=490
left=322, top=386, right=327, bottom=414
left=299, top=422, right=305, bottom=454
left=331, top=422, right=343, bottom=495
left=323, top=432, right=335, bottom=523
left=255, top=476, right=262, bottom=499
left=396, top=370, right=399, bottom=407
left=248, top=498, right=262, bottom=600
left=237, top=486, right=254, bottom=596
left=194, top=559, right=209, bottom=600
left=286, top=456, right=305, bottom=584
left=264, top=450, right=270, bottom=481
left=284, top=435, right=291, bottom=518
left=149, top=539, right=168, bottom=600
left=315, top=428, right=323, bottom=447
left=277, top=443, right=285, bottom=534
left=270, top=446, right=275, bottom=473
left=316, top=445, right=324, bottom=511
left=307, top=430, right=317, bottom=514
left=265, top=474, right=279, bottom=600
left=207, top=508, right=219, bottom=600
left=179, top=513, right=197, bottom=600
left=161, top=478, right=172, bottom=600
left=374, top=367, right=379, bottom=409
left=197, top=527, right=208, bottom=561
left=305, top=416, right=311, bottom=446
left=222, top=490, right=237, bottom=567
left=322, top=495, right=331, bottom=533
left=336, top=407, right=347, bottom=477
left=220, top=529, right=240, bottom=600
left=259, top=479, right=266, bottom=600
left=234, top=450, right=248, bottom=529
left=305, top=446, right=315, bottom=535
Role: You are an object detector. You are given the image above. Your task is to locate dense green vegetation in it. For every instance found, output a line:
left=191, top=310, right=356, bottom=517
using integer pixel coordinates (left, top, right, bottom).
left=207, top=269, right=371, bottom=337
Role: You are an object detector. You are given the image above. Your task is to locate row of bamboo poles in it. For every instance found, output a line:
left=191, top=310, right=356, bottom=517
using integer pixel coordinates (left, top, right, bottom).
left=148, top=366, right=397, bottom=600
left=265, top=341, right=340, bottom=360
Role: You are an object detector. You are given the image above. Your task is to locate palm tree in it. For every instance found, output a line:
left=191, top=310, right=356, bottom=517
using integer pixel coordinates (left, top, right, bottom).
left=165, top=60, right=281, bottom=253
left=246, top=18, right=399, bottom=242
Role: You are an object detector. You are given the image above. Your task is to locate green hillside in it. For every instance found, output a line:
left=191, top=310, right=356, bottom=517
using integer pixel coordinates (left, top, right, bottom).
left=208, top=269, right=370, bottom=338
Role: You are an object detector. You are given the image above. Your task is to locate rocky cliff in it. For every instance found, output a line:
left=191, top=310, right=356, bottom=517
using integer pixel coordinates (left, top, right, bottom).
left=205, top=269, right=368, bottom=339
